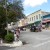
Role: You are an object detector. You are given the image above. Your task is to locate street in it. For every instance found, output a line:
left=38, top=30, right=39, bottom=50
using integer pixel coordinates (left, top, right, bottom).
left=0, top=30, right=50, bottom=50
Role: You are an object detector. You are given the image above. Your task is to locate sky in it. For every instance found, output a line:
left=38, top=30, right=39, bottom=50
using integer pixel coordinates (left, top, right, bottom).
left=23, top=0, right=50, bottom=16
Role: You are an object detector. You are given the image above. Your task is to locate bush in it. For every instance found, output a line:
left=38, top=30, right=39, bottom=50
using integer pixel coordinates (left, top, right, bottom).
left=5, top=33, right=14, bottom=43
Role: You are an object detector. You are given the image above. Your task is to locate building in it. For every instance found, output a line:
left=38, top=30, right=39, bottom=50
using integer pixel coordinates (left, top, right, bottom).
left=26, top=9, right=50, bottom=28
left=17, top=10, right=50, bottom=28
left=18, top=18, right=28, bottom=27
left=42, top=14, right=50, bottom=28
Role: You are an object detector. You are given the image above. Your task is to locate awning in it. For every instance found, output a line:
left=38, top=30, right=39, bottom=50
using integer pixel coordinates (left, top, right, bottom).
left=42, top=19, right=50, bottom=23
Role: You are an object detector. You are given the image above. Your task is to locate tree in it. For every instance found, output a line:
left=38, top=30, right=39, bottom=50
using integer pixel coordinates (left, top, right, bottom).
left=0, top=0, right=25, bottom=22
left=0, top=6, right=7, bottom=39
left=0, top=0, right=25, bottom=39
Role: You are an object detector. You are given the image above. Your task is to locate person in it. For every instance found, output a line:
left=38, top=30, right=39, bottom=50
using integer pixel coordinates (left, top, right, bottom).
left=33, top=24, right=36, bottom=32
left=16, top=28, right=20, bottom=41
left=38, top=23, right=42, bottom=32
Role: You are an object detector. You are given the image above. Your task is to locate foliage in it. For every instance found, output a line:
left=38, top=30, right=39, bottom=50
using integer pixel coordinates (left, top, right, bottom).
left=0, top=0, right=25, bottom=23
left=0, top=0, right=25, bottom=39
left=5, top=33, right=14, bottom=43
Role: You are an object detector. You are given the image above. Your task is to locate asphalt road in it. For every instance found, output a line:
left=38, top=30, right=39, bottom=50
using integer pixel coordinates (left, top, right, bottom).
left=0, top=46, right=15, bottom=50
left=0, top=30, right=50, bottom=50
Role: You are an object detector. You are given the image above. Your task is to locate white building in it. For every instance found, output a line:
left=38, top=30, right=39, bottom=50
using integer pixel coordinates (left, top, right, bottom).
left=17, top=10, right=50, bottom=27
left=26, top=9, right=50, bottom=25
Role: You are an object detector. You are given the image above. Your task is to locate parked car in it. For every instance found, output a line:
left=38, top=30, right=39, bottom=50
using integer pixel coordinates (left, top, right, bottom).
left=30, top=25, right=42, bottom=32
left=23, top=28, right=26, bottom=31
left=30, top=25, right=36, bottom=32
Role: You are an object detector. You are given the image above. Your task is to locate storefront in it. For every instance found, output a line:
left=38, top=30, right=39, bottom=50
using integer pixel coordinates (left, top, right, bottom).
left=42, top=14, right=50, bottom=28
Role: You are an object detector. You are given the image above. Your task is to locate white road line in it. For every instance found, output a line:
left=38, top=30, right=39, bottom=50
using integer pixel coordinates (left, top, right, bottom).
left=33, top=40, right=50, bottom=48
left=38, top=37, right=50, bottom=40
left=34, top=37, right=50, bottom=40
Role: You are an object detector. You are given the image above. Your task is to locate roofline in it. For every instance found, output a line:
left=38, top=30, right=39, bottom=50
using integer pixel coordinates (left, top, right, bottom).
left=26, top=9, right=50, bottom=17
left=26, top=9, right=42, bottom=17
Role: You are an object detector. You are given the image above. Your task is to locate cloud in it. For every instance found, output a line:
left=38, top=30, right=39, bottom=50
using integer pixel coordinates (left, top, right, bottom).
left=23, top=0, right=48, bottom=7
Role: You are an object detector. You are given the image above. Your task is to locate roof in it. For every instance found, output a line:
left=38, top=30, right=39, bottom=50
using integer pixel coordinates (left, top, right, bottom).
left=27, top=9, right=42, bottom=17
left=26, top=9, right=50, bottom=17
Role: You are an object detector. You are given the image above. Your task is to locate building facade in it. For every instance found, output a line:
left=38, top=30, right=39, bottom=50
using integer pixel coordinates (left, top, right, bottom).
left=17, top=10, right=50, bottom=28
left=42, top=14, right=50, bottom=28
left=18, top=18, right=28, bottom=27
left=26, top=10, right=50, bottom=27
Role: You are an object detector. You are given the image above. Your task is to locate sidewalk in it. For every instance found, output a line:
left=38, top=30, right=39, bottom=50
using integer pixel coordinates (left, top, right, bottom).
left=0, top=40, right=23, bottom=47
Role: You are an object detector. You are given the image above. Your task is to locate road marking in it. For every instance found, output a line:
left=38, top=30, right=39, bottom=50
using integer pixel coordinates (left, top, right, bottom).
left=33, top=40, right=50, bottom=48
left=35, top=37, right=50, bottom=40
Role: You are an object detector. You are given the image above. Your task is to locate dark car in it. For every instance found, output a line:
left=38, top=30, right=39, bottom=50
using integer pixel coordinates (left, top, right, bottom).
left=30, top=25, right=36, bottom=32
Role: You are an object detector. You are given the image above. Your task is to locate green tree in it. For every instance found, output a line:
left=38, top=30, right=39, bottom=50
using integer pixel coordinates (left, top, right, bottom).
left=0, top=0, right=25, bottom=39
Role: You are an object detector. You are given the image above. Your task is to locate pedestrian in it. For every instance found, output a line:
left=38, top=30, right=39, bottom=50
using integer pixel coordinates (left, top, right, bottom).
left=33, top=24, right=36, bottom=32
left=16, top=28, right=20, bottom=41
left=38, top=23, right=42, bottom=32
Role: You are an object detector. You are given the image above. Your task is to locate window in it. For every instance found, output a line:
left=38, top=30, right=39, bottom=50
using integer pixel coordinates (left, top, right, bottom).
left=34, top=16, right=35, bottom=20
left=30, top=18, right=31, bottom=21
left=32, top=17, right=33, bottom=21
left=36, top=15, right=38, bottom=19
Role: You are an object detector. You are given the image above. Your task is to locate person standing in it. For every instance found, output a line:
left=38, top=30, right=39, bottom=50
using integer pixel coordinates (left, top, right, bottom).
left=16, top=28, right=20, bottom=41
left=38, top=23, right=42, bottom=32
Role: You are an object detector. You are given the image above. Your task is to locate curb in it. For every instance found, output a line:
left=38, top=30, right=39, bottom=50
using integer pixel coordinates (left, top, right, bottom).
left=0, top=41, right=23, bottom=47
